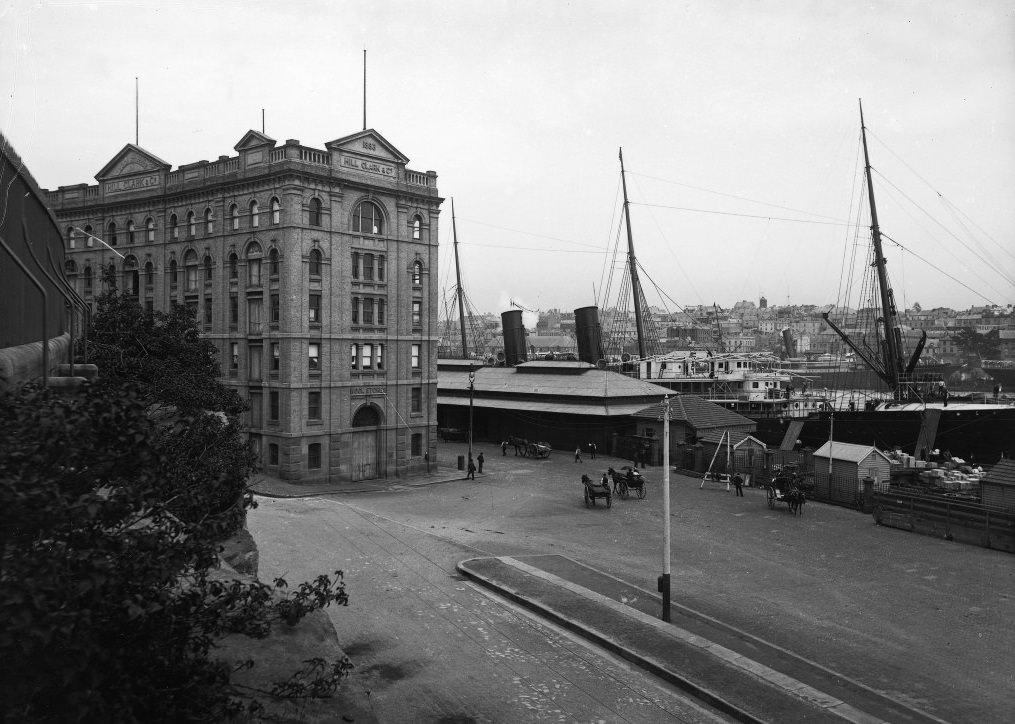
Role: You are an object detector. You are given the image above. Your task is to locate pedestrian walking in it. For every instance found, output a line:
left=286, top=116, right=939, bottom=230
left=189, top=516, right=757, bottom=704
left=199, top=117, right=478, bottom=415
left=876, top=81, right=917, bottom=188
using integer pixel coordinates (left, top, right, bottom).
left=501, top=440, right=508, bottom=456
left=589, top=442, right=597, bottom=460
left=574, top=447, right=582, bottom=463
left=467, top=457, right=476, bottom=480
left=733, top=474, right=744, bottom=497
left=477, top=452, right=485, bottom=473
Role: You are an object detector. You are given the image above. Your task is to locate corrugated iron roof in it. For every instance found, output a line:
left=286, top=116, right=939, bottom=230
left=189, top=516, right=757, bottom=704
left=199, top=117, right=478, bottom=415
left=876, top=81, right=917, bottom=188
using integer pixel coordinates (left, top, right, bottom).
left=812, top=441, right=892, bottom=463
left=438, top=364, right=672, bottom=399
left=982, top=459, right=1015, bottom=487
left=438, top=396, right=654, bottom=416
left=632, top=396, right=755, bottom=430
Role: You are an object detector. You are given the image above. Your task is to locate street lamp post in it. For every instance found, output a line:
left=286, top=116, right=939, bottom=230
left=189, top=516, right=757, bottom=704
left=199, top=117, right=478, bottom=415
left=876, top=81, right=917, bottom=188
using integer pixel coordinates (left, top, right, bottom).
left=468, top=365, right=476, bottom=463
left=659, top=395, right=672, bottom=622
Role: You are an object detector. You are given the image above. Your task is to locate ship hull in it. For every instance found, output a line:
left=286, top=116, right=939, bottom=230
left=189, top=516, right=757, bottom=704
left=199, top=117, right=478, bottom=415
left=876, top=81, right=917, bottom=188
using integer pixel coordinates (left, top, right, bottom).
left=755, top=406, right=1015, bottom=465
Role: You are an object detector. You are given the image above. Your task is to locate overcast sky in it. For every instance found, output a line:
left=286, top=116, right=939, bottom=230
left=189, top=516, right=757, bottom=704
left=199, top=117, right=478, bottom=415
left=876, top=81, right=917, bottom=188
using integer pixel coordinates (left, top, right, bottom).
left=3, top=0, right=1013, bottom=317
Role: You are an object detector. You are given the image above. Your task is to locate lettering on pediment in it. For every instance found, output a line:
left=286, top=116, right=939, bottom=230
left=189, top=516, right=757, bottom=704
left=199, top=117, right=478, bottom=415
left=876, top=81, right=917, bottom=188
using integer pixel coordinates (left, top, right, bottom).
left=351, top=385, right=386, bottom=396
left=340, top=153, right=396, bottom=178
left=325, top=131, right=408, bottom=165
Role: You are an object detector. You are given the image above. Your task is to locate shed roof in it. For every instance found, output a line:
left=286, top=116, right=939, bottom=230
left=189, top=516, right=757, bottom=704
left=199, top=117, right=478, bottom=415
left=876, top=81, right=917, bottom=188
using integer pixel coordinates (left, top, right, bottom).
left=982, top=459, right=1015, bottom=488
left=698, top=430, right=768, bottom=449
left=438, top=362, right=671, bottom=399
left=812, top=441, right=892, bottom=464
left=631, top=396, right=755, bottom=432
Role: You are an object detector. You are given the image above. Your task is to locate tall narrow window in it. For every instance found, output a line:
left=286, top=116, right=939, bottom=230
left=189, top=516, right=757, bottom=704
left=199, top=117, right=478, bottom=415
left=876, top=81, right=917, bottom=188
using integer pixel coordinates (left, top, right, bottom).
left=360, top=343, right=372, bottom=370
left=353, top=201, right=383, bottom=234
left=412, top=215, right=422, bottom=240
left=123, top=257, right=139, bottom=297
left=412, top=300, right=422, bottom=327
left=146, top=217, right=155, bottom=242
left=66, top=227, right=75, bottom=248
left=351, top=297, right=359, bottom=324
left=230, top=342, right=239, bottom=370
left=350, top=344, right=358, bottom=369
left=248, top=256, right=262, bottom=287
left=126, top=220, right=135, bottom=244
left=309, top=198, right=322, bottom=226
left=248, top=345, right=262, bottom=380
left=204, top=254, right=213, bottom=281
left=412, top=261, right=422, bottom=285
left=229, top=252, right=238, bottom=279
left=308, top=443, right=321, bottom=470
left=249, top=392, right=263, bottom=427
left=308, top=342, right=320, bottom=370
left=270, top=197, right=280, bottom=225
left=184, top=250, right=198, bottom=292
left=170, top=214, right=178, bottom=240
left=247, top=298, right=263, bottom=334
left=363, top=254, right=374, bottom=281
left=270, top=294, right=280, bottom=324
left=83, top=266, right=93, bottom=293
left=269, top=443, right=279, bottom=465
left=230, top=203, right=239, bottom=230
left=144, top=261, right=154, bottom=286
left=204, top=208, right=214, bottom=234
left=309, top=294, right=321, bottom=324
left=230, top=294, right=238, bottom=325
left=308, top=391, right=321, bottom=420
left=377, top=255, right=385, bottom=282
left=351, top=251, right=359, bottom=280
left=411, top=343, right=420, bottom=369
left=309, top=248, right=322, bottom=276
left=377, top=298, right=386, bottom=325
left=269, top=391, right=279, bottom=421
left=271, top=342, right=280, bottom=371
left=169, top=259, right=178, bottom=286
left=376, top=344, right=384, bottom=370
left=250, top=200, right=259, bottom=228
left=204, top=297, right=213, bottom=325
left=411, top=433, right=422, bottom=456
left=187, top=211, right=196, bottom=237
left=269, top=248, right=279, bottom=277
left=411, top=387, right=422, bottom=413
left=362, top=297, right=373, bottom=325
left=108, top=222, right=117, bottom=246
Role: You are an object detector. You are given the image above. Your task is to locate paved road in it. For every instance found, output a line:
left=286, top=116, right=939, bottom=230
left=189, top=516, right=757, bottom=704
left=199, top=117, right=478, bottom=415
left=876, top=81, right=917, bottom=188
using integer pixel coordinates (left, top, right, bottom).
left=249, top=443, right=1014, bottom=723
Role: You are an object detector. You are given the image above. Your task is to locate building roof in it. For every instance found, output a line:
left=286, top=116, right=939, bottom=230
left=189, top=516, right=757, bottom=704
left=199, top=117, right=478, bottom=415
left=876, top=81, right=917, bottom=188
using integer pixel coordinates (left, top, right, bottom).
left=982, top=459, right=1015, bottom=488
left=812, top=441, right=892, bottom=464
left=698, top=430, right=768, bottom=449
left=631, top=395, right=755, bottom=432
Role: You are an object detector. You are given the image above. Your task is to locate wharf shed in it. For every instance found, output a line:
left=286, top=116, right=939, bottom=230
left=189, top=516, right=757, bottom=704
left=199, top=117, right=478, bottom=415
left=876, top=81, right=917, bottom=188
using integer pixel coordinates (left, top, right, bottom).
left=436, top=359, right=677, bottom=455
left=629, top=397, right=757, bottom=467
left=813, top=441, right=893, bottom=504
left=980, top=459, right=1015, bottom=512
left=697, top=430, right=768, bottom=475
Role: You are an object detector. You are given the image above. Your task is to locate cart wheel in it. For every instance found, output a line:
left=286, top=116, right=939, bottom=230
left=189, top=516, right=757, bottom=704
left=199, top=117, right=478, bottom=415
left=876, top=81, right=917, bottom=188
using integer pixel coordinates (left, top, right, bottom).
left=767, top=487, right=776, bottom=509
left=638, top=484, right=646, bottom=500
left=584, top=488, right=590, bottom=508
left=606, top=493, right=612, bottom=509
left=620, top=481, right=629, bottom=499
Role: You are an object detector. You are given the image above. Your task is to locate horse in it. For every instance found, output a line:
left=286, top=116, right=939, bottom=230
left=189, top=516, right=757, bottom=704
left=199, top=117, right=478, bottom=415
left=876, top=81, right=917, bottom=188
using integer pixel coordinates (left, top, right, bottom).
left=786, top=487, right=806, bottom=516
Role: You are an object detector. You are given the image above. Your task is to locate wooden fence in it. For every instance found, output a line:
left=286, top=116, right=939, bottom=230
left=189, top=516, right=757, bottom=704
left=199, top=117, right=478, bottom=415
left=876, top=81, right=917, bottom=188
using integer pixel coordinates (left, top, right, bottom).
left=872, top=489, right=1015, bottom=554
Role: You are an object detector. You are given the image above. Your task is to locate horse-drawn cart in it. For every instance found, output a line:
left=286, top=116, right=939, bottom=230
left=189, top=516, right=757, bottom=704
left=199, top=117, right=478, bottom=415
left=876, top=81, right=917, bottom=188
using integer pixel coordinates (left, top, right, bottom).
left=508, top=436, right=552, bottom=459
left=766, top=476, right=805, bottom=515
left=608, top=466, right=646, bottom=499
left=582, top=474, right=612, bottom=508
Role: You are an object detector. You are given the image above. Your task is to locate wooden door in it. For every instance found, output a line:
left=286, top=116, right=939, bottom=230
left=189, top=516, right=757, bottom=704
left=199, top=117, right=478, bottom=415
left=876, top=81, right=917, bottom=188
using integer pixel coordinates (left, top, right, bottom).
left=351, top=429, right=379, bottom=481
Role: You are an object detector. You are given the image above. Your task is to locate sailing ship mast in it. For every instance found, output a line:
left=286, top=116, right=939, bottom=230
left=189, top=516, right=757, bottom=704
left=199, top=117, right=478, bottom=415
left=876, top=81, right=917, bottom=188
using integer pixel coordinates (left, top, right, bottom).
left=451, top=199, right=469, bottom=359
left=619, top=148, right=648, bottom=359
left=822, top=100, right=926, bottom=398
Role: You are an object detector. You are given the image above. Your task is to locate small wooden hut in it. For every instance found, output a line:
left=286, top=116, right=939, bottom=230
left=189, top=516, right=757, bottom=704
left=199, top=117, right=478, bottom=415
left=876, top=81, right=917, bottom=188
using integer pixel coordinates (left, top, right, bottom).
left=813, top=441, right=892, bottom=505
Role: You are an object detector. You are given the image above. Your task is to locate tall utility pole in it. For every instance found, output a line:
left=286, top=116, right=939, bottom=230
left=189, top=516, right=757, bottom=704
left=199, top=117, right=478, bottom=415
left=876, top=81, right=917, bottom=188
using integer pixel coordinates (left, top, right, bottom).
left=467, top=365, right=476, bottom=463
left=659, top=395, right=671, bottom=622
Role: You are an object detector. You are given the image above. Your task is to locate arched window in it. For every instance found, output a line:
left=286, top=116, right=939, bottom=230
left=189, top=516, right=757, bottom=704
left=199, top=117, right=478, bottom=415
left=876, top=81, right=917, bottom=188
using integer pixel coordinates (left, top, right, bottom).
left=268, top=248, right=279, bottom=277
left=144, top=261, right=154, bottom=286
left=412, top=215, right=422, bottom=240
left=169, top=259, right=178, bottom=286
left=83, top=265, right=93, bottom=293
left=123, top=256, right=139, bottom=296
left=352, top=201, right=383, bottom=235
left=230, top=204, right=239, bottom=230
left=229, top=252, right=238, bottom=279
left=106, top=262, right=117, bottom=287
left=308, top=198, right=322, bottom=226
left=204, top=208, right=214, bottom=234
left=64, top=259, right=77, bottom=275
left=249, top=200, right=260, bottom=228
left=84, top=224, right=93, bottom=243
left=184, top=249, right=198, bottom=292
left=169, top=214, right=178, bottom=240
left=308, top=248, right=322, bottom=276
left=66, top=227, right=75, bottom=247
left=352, top=405, right=381, bottom=427
left=126, top=219, right=135, bottom=245
left=412, top=260, right=423, bottom=286
left=108, top=221, right=117, bottom=246
left=145, top=217, right=155, bottom=242
left=186, top=211, right=196, bottom=237
left=247, top=242, right=263, bottom=286
left=204, top=254, right=213, bottom=281
left=270, top=197, right=280, bottom=225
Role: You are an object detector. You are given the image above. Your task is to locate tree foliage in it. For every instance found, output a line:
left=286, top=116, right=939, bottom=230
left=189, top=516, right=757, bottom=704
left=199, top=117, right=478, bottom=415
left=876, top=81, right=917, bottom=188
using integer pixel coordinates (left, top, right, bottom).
left=953, top=327, right=1001, bottom=360
left=1, top=283, right=351, bottom=722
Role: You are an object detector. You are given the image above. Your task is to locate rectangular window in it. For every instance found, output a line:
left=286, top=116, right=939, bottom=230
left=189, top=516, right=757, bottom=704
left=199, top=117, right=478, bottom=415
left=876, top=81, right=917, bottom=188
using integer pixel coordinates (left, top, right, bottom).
left=351, top=252, right=359, bottom=280
left=250, top=392, right=262, bottom=427
left=229, top=256, right=237, bottom=279
left=269, top=443, right=279, bottom=465
left=308, top=342, right=320, bottom=370
left=377, top=298, right=385, bottom=325
left=412, top=300, right=421, bottom=327
left=308, top=391, right=321, bottom=420
left=249, top=345, right=262, bottom=381
left=204, top=297, right=213, bottom=325
left=411, top=433, right=422, bottom=457
left=376, top=344, right=383, bottom=370
left=411, top=386, right=421, bottom=413
left=205, top=259, right=213, bottom=281
left=411, top=343, right=420, bottom=369
left=309, top=294, right=321, bottom=324
left=308, top=443, right=321, bottom=469
left=248, top=258, right=261, bottom=286
left=350, top=344, right=357, bottom=369
left=360, top=343, right=372, bottom=370
left=186, top=265, right=198, bottom=293
left=377, top=255, right=385, bottom=281
left=145, top=299, right=154, bottom=313
left=230, top=295, right=238, bottom=325
left=351, top=296, right=359, bottom=324
left=269, top=390, right=279, bottom=421
left=362, top=297, right=373, bottom=325
left=271, top=342, right=280, bottom=371
left=231, top=342, right=239, bottom=370
left=363, top=253, right=374, bottom=281
left=270, top=293, right=280, bottom=324
left=247, top=299, right=263, bottom=334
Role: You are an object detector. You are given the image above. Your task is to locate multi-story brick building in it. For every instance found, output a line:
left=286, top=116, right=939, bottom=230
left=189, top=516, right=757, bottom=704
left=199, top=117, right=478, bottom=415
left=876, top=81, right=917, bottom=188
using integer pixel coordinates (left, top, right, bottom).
left=46, top=128, right=442, bottom=483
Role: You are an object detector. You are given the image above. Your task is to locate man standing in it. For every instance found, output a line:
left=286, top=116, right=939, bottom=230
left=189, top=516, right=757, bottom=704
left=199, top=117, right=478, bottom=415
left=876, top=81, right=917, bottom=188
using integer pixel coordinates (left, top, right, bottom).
left=477, top=451, right=485, bottom=474
left=589, top=442, right=597, bottom=460
left=574, top=446, right=582, bottom=463
left=467, top=457, right=476, bottom=480
left=733, top=474, right=744, bottom=497
left=501, top=440, right=508, bottom=456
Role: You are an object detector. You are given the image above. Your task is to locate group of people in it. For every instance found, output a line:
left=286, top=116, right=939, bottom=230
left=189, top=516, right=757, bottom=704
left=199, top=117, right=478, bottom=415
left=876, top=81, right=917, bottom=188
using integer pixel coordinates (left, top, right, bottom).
left=574, top=442, right=597, bottom=463
left=465, top=451, right=485, bottom=480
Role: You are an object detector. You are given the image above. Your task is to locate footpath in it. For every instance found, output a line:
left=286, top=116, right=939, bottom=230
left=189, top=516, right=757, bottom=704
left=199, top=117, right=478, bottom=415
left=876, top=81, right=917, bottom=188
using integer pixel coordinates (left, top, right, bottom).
left=251, top=455, right=945, bottom=724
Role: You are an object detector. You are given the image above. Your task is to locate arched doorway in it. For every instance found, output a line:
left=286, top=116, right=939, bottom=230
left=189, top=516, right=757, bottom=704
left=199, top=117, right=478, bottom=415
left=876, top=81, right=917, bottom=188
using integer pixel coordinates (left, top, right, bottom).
left=351, top=404, right=382, bottom=481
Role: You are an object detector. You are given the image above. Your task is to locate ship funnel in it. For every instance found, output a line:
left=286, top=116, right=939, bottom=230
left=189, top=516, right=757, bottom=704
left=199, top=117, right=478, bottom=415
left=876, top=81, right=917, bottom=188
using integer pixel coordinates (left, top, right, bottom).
left=501, top=309, right=528, bottom=366
left=781, top=328, right=796, bottom=358
left=574, top=306, right=605, bottom=365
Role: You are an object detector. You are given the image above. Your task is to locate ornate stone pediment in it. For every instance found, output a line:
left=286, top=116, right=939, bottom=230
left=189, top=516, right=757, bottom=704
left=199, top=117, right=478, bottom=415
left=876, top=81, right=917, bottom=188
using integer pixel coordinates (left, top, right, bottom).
left=234, top=130, right=277, bottom=151
left=325, top=129, right=408, bottom=165
left=95, top=144, right=171, bottom=181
